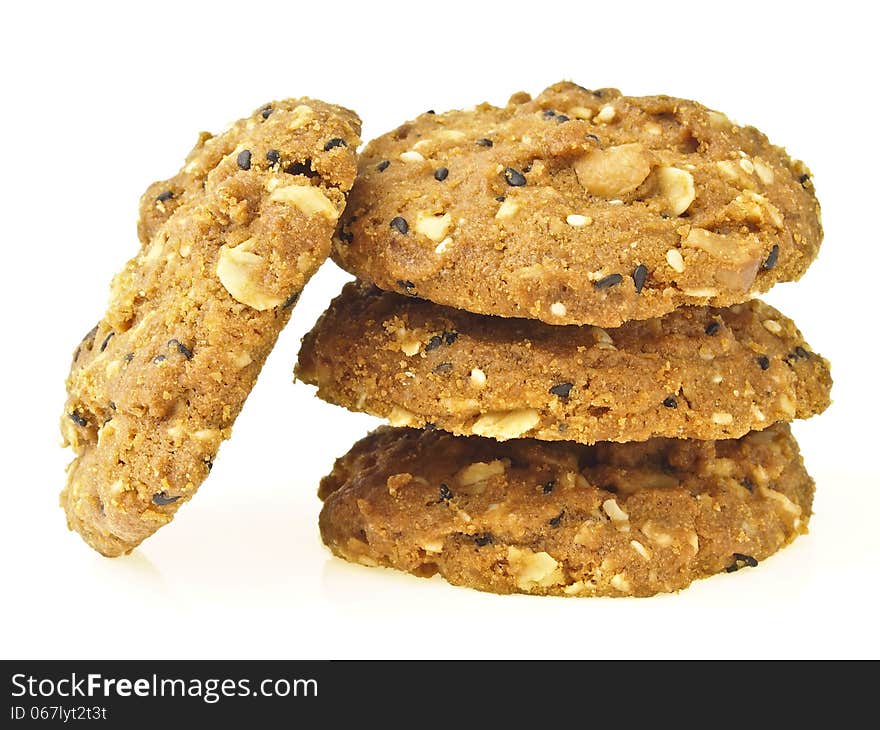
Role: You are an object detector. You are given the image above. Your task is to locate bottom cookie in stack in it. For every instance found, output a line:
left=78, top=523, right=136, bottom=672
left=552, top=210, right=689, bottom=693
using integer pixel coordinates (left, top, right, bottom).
left=318, top=424, right=812, bottom=597
left=297, top=282, right=830, bottom=597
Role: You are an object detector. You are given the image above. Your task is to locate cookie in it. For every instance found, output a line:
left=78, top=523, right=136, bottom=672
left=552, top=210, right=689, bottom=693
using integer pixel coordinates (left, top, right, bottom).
left=332, top=82, right=821, bottom=327
left=296, top=282, right=831, bottom=443
left=61, top=98, right=361, bottom=556
left=319, top=424, right=812, bottom=597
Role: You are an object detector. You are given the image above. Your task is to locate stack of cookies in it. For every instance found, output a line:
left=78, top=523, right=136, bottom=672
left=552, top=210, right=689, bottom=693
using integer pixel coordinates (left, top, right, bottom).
left=296, top=82, right=832, bottom=596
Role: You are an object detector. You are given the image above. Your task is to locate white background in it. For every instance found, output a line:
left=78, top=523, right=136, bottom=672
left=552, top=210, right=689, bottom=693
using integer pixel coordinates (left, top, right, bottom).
left=2, top=0, right=878, bottom=660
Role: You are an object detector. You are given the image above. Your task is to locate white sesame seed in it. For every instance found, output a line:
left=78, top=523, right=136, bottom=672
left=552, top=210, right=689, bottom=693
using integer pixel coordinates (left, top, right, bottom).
left=566, top=214, right=591, bottom=227
left=666, top=248, right=685, bottom=273
left=630, top=540, right=652, bottom=560
left=712, top=412, right=734, bottom=425
left=470, top=368, right=487, bottom=388
left=550, top=302, right=567, bottom=317
left=762, top=319, right=783, bottom=334
left=399, top=150, right=425, bottom=162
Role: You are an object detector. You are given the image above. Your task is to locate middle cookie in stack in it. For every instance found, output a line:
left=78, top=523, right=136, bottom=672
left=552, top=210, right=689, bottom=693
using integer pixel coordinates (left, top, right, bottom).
left=296, top=82, right=831, bottom=597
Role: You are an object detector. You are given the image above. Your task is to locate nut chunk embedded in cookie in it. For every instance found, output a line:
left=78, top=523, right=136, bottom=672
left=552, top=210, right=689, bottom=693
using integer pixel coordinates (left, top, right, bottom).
left=61, top=98, right=361, bottom=556
left=333, top=82, right=821, bottom=326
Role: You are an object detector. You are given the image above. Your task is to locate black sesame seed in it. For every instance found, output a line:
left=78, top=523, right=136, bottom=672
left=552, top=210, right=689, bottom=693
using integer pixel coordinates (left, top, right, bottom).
left=168, top=338, right=193, bottom=359
left=152, top=491, right=181, bottom=506
left=433, top=362, right=453, bottom=374
left=156, top=189, right=174, bottom=203
left=438, top=483, right=453, bottom=502
left=153, top=355, right=166, bottom=364
left=705, top=321, right=721, bottom=336
left=476, top=138, right=493, bottom=147
left=108, top=401, right=116, bottom=411
left=99, top=331, right=115, bottom=352
left=741, top=477, right=755, bottom=493
left=542, top=109, right=557, bottom=118
left=376, top=160, right=390, bottom=172
left=549, top=382, right=574, bottom=399
left=555, top=114, right=570, bottom=124
left=259, top=105, right=273, bottom=120
left=434, top=166, right=449, bottom=182
left=593, top=273, right=623, bottom=290
left=756, top=355, right=770, bottom=370
left=585, top=134, right=601, bottom=144
left=549, top=510, right=565, bottom=527
left=632, top=264, right=648, bottom=294
left=266, top=149, right=280, bottom=165
left=542, top=480, right=555, bottom=494
left=282, top=291, right=300, bottom=309
left=795, top=345, right=811, bottom=359
left=495, top=195, right=506, bottom=202
left=285, top=160, right=316, bottom=177
left=425, top=335, right=444, bottom=352
left=663, top=396, right=678, bottom=408
left=68, top=412, right=88, bottom=427
left=725, top=553, right=758, bottom=572
left=390, top=217, right=409, bottom=234
left=204, top=459, right=214, bottom=471
left=474, top=534, right=494, bottom=547
left=798, top=173, right=810, bottom=188
left=323, top=138, right=347, bottom=151
left=762, top=244, right=779, bottom=270
left=426, top=109, right=436, bottom=115
left=236, top=150, right=252, bottom=170
left=442, top=331, right=458, bottom=346
left=82, top=324, right=99, bottom=344
left=504, top=167, right=526, bottom=186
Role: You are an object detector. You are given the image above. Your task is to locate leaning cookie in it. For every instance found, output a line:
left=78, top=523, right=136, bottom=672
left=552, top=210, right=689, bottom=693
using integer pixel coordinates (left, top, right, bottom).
left=296, top=282, right=831, bottom=443
left=333, top=82, right=821, bottom=327
left=319, top=424, right=812, bottom=597
left=61, top=99, right=361, bottom=556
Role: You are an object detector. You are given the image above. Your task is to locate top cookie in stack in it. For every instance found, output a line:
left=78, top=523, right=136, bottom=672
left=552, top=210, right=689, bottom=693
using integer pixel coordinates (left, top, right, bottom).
left=332, top=81, right=821, bottom=328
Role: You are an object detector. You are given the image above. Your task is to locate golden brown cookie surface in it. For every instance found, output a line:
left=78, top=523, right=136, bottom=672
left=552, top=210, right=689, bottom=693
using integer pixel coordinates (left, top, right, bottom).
left=333, top=82, right=821, bottom=327
left=296, top=282, right=831, bottom=443
left=62, top=99, right=361, bottom=556
left=319, top=424, right=812, bottom=597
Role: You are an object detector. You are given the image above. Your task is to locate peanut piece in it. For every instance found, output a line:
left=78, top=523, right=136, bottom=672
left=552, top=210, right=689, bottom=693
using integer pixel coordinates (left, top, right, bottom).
left=573, top=143, right=653, bottom=198
left=655, top=166, right=696, bottom=215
